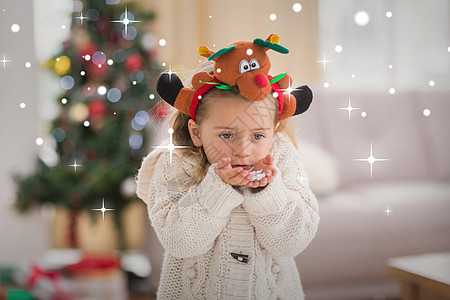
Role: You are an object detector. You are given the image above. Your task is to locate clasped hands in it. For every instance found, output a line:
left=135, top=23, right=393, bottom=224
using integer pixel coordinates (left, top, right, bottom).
left=215, top=155, right=277, bottom=188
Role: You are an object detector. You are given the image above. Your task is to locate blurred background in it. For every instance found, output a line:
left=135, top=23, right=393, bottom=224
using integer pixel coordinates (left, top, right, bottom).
left=0, top=0, right=449, bottom=299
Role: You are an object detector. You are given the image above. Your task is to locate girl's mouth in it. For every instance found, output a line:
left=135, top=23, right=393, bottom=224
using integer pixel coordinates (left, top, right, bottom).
left=232, top=165, right=252, bottom=171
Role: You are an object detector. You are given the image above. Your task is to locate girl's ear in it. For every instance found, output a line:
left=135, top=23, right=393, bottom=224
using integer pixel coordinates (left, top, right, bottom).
left=275, top=121, right=280, bottom=132
left=188, top=119, right=202, bottom=147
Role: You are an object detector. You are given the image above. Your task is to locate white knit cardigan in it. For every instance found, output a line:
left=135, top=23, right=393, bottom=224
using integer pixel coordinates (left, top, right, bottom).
left=136, top=138, right=320, bottom=300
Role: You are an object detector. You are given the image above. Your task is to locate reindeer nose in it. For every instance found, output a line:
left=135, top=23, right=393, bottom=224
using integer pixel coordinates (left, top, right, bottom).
left=255, top=73, right=269, bottom=88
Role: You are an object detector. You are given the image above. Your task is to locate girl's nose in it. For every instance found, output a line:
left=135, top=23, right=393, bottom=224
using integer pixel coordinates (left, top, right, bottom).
left=232, top=139, right=251, bottom=157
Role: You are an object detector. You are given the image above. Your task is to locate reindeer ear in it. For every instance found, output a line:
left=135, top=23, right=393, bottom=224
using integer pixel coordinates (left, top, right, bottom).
left=156, top=71, right=184, bottom=107
left=266, top=34, right=280, bottom=44
left=198, top=46, right=215, bottom=59
left=199, top=45, right=236, bottom=61
left=253, top=34, right=289, bottom=54
left=291, top=85, right=313, bottom=115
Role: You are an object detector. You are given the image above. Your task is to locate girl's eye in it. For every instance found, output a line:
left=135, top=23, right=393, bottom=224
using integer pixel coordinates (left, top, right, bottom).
left=253, top=133, right=264, bottom=140
left=220, top=133, right=233, bottom=139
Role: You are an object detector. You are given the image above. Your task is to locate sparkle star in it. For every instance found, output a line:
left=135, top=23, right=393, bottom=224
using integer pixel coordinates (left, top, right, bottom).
left=111, top=6, right=141, bottom=37
left=1, top=53, right=12, bottom=69
left=75, top=11, right=89, bottom=26
left=166, top=65, right=174, bottom=82
left=316, top=53, right=332, bottom=70
left=297, top=172, right=309, bottom=185
left=383, top=206, right=394, bottom=216
left=69, top=159, right=82, bottom=172
left=92, top=198, right=115, bottom=221
left=354, top=142, right=389, bottom=178
left=339, top=98, right=361, bottom=121
left=152, top=128, right=191, bottom=164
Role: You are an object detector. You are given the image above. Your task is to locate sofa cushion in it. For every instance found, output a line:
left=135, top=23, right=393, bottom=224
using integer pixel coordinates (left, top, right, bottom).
left=296, top=180, right=450, bottom=287
left=296, top=90, right=450, bottom=185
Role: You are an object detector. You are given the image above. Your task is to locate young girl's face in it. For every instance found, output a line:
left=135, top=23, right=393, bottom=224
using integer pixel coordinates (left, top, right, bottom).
left=188, top=97, right=279, bottom=169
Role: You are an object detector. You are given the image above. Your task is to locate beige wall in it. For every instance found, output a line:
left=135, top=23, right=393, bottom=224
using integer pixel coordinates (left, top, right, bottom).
left=131, top=0, right=320, bottom=85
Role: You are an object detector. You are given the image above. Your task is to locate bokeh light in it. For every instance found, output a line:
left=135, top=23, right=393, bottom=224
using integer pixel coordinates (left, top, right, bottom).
left=142, top=33, right=158, bottom=51
left=73, top=1, right=83, bottom=12
left=92, top=51, right=106, bottom=65
left=131, top=111, right=150, bottom=131
left=293, top=3, right=302, bottom=13
left=69, top=103, right=89, bottom=123
left=113, top=49, right=127, bottom=63
left=129, top=133, right=143, bottom=149
left=82, top=83, right=96, bottom=96
left=97, top=85, right=107, bottom=95
left=52, top=128, right=66, bottom=142
left=60, top=75, right=75, bottom=90
left=130, top=70, right=144, bottom=83
left=54, top=56, right=71, bottom=75
left=106, top=88, right=121, bottom=102
left=354, top=11, right=370, bottom=26
left=123, top=26, right=137, bottom=40
left=11, top=24, right=20, bottom=33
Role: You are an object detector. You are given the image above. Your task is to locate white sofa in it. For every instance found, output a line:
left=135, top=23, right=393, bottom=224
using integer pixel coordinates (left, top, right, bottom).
left=143, top=89, right=450, bottom=299
left=295, top=89, right=450, bottom=300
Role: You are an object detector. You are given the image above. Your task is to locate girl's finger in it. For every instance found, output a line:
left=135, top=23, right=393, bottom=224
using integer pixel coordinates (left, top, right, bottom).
left=217, top=157, right=229, bottom=170
left=265, top=154, right=273, bottom=165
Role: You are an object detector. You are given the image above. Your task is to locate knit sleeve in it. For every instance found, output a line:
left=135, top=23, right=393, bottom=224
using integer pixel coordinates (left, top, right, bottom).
left=242, top=140, right=320, bottom=257
left=146, top=151, right=244, bottom=258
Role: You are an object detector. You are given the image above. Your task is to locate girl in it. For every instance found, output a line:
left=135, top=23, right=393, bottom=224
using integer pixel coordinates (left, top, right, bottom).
left=137, top=38, right=319, bottom=299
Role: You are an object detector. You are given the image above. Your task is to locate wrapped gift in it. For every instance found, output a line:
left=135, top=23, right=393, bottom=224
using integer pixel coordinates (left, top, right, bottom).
left=13, top=263, right=72, bottom=300
left=0, top=287, right=33, bottom=300
left=64, top=255, right=127, bottom=300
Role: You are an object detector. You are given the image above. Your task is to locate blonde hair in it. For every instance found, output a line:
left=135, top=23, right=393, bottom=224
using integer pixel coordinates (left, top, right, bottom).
left=167, top=61, right=298, bottom=185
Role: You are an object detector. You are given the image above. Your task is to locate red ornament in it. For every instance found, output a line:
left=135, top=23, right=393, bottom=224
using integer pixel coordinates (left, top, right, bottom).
left=125, top=53, right=142, bottom=71
left=78, top=42, right=98, bottom=60
left=88, top=99, right=106, bottom=118
left=86, top=63, right=109, bottom=81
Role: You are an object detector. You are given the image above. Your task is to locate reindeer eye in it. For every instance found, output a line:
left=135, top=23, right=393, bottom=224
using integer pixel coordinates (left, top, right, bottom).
left=239, top=59, right=251, bottom=74
left=249, top=58, right=260, bottom=70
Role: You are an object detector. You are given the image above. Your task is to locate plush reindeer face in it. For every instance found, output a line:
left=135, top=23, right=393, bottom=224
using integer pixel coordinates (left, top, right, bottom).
left=156, top=34, right=313, bottom=122
left=199, top=34, right=288, bottom=101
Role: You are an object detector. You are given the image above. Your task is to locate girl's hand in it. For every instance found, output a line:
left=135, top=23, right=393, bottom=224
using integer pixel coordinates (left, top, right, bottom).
left=246, top=155, right=277, bottom=189
left=215, top=158, right=253, bottom=186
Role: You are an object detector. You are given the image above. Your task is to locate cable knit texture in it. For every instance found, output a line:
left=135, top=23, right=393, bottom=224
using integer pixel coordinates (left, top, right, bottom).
left=136, top=138, right=320, bottom=299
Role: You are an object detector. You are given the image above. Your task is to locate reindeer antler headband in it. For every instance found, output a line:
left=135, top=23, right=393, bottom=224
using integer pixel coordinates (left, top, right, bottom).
left=156, top=34, right=313, bottom=121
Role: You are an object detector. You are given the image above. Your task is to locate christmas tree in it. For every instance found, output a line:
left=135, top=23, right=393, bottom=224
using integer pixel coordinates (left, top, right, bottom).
left=14, top=0, right=163, bottom=248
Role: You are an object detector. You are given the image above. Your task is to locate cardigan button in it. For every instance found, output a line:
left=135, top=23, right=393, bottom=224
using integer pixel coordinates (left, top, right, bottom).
left=186, top=268, right=196, bottom=278
left=271, top=265, right=281, bottom=273
left=231, top=252, right=248, bottom=264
